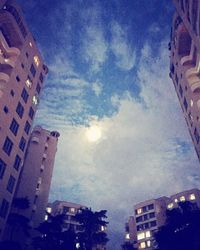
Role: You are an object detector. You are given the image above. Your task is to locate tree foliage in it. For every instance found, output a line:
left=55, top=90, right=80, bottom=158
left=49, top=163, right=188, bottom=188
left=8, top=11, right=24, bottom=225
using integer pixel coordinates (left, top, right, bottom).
left=154, top=201, right=200, bottom=250
left=121, top=241, right=136, bottom=250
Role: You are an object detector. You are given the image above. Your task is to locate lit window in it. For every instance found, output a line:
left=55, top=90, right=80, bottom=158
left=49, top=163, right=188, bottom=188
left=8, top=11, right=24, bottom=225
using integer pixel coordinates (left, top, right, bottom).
left=145, top=231, right=151, bottom=238
left=46, top=207, right=52, bottom=213
left=101, top=226, right=106, bottom=232
left=34, top=56, right=40, bottom=67
left=167, top=203, right=174, bottom=209
left=44, top=215, right=48, bottom=221
left=26, top=77, right=32, bottom=88
left=137, top=232, right=145, bottom=240
left=174, top=199, right=178, bottom=203
left=137, top=208, right=142, bottom=214
left=180, top=196, right=185, bottom=202
left=29, top=42, right=32, bottom=47
left=190, top=99, right=193, bottom=107
left=125, top=233, right=130, bottom=240
left=139, top=242, right=146, bottom=249
left=190, top=194, right=196, bottom=200
left=32, top=95, right=38, bottom=105
left=70, top=207, right=75, bottom=213
left=147, top=240, right=151, bottom=247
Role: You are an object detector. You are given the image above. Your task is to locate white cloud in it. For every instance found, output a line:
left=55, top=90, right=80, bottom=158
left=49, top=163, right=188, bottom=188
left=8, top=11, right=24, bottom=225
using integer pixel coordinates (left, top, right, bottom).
left=92, top=81, right=103, bottom=96
left=111, top=22, right=136, bottom=71
left=48, top=41, right=200, bottom=249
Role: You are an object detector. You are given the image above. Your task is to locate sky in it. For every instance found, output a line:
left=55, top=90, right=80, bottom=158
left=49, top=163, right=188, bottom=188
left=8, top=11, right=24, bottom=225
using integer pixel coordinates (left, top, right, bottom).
left=18, top=0, right=200, bottom=249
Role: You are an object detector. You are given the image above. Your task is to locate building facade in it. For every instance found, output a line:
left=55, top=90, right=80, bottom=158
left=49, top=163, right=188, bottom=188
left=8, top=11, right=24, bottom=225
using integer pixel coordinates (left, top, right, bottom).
left=14, top=126, right=59, bottom=230
left=124, top=188, right=200, bottom=249
left=0, top=0, right=48, bottom=239
left=170, top=0, right=200, bottom=160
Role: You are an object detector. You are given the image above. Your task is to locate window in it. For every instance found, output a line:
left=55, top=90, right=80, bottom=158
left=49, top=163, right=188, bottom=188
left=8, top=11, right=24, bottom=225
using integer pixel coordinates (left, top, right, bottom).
left=194, top=128, right=199, bottom=143
left=144, top=223, right=149, bottom=229
left=62, top=206, right=69, bottom=214
left=9, top=118, right=19, bottom=136
left=136, top=208, right=142, bottom=215
left=32, top=95, right=38, bottom=105
left=0, top=159, right=6, bottom=179
left=30, top=64, right=36, bottom=77
left=26, top=76, right=32, bottom=88
left=179, top=85, right=183, bottom=97
left=0, top=199, right=9, bottom=218
left=24, top=121, right=31, bottom=135
left=29, top=107, right=34, bottom=120
left=39, top=73, right=43, bottom=83
left=180, top=196, right=185, bottom=202
left=143, top=206, right=147, bottom=212
left=13, top=155, right=21, bottom=171
left=3, top=106, right=8, bottom=113
left=34, top=56, right=40, bottom=67
left=21, top=63, right=24, bottom=68
left=143, top=214, right=148, bottom=221
left=139, top=242, right=146, bottom=249
left=168, top=203, right=174, bottom=209
left=19, top=137, right=26, bottom=152
left=137, top=232, right=145, bottom=240
left=183, top=98, right=188, bottom=111
left=147, top=240, right=151, bottom=247
left=10, top=90, right=14, bottom=96
left=16, top=102, right=24, bottom=118
left=145, top=231, right=151, bottom=238
left=149, top=212, right=155, bottom=218
left=21, top=88, right=29, bottom=103
left=150, top=221, right=157, bottom=227
left=36, top=83, right=41, bottom=94
left=3, top=137, right=13, bottom=156
left=7, top=175, right=16, bottom=193
left=16, top=75, right=20, bottom=82
left=190, top=194, right=196, bottom=200
left=26, top=52, right=29, bottom=58
left=148, top=204, right=154, bottom=210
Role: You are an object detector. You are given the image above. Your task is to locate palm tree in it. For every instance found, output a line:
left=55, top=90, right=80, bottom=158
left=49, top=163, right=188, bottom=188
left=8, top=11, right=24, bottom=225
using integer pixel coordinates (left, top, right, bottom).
left=154, top=201, right=200, bottom=250
left=75, top=208, right=109, bottom=250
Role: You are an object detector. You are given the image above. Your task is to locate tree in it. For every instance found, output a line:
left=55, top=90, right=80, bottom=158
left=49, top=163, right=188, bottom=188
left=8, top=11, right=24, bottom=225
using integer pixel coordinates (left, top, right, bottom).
left=75, top=208, right=109, bottom=250
left=6, top=197, right=30, bottom=241
left=154, top=201, right=200, bottom=250
left=33, top=213, right=77, bottom=250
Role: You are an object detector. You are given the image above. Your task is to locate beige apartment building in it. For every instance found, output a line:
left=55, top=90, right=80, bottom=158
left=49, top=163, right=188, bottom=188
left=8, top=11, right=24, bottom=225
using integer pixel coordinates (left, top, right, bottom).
left=124, top=188, right=200, bottom=250
left=0, top=0, right=48, bottom=239
left=170, top=0, right=200, bottom=160
left=14, top=126, right=60, bottom=230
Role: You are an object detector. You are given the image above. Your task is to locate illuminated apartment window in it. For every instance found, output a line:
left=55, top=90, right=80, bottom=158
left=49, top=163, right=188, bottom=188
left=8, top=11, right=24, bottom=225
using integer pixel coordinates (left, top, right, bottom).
left=26, top=76, right=32, bottom=88
left=29, top=42, right=32, bottom=47
left=145, top=231, right=151, bottom=238
left=32, top=95, right=38, bottom=105
left=139, top=242, right=146, bottom=249
left=34, top=56, right=40, bottom=67
left=137, top=208, right=142, bottom=215
left=147, top=240, right=151, bottom=247
left=137, top=232, right=145, bottom=240
left=46, top=207, right=52, bottom=213
left=190, top=194, right=196, bottom=200
left=70, top=207, right=76, bottom=213
left=190, top=100, right=193, bottom=107
left=168, top=203, right=174, bottom=209
left=44, top=214, right=48, bottom=221
left=180, top=196, right=185, bottom=202
left=174, top=199, right=178, bottom=203
left=125, top=233, right=130, bottom=240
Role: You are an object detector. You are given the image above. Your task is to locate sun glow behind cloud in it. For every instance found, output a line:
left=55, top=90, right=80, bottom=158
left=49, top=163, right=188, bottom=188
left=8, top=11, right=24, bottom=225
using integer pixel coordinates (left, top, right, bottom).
left=86, top=125, right=102, bottom=142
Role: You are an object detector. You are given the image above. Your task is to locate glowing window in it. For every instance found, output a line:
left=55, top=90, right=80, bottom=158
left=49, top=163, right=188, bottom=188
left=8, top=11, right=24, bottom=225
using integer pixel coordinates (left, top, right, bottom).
left=70, top=207, right=75, bottom=213
left=137, top=208, right=142, bottom=214
left=137, top=232, right=145, bottom=240
left=147, top=240, right=151, bottom=247
left=190, top=194, right=196, bottom=200
left=168, top=203, right=174, bottom=209
left=101, top=226, right=106, bottom=232
left=125, top=233, right=130, bottom=240
left=180, top=196, right=185, bottom=202
left=46, top=207, right=52, bottom=213
left=32, top=95, right=38, bottom=105
left=190, top=99, right=193, bottom=107
left=26, top=77, right=32, bottom=88
left=145, top=231, right=151, bottom=238
left=44, top=215, right=48, bottom=221
left=34, top=56, right=40, bottom=67
left=29, top=42, right=32, bottom=47
left=174, top=199, right=178, bottom=203
left=140, top=242, right=146, bottom=249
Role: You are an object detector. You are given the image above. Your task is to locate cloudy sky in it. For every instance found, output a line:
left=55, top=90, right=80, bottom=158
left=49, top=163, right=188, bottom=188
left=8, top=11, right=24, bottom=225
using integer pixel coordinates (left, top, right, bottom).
left=19, top=0, right=200, bottom=249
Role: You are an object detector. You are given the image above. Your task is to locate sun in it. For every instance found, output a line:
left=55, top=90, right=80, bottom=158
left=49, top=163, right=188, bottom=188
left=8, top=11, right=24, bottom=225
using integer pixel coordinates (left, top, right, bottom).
left=86, top=126, right=102, bottom=142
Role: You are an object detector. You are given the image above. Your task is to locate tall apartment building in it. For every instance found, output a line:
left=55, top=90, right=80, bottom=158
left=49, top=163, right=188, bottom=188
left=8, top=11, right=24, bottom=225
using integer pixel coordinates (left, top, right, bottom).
left=124, top=188, right=200, bottom=250
left=170, top=0, right=200, bottom=160
left=0, top=0, right=48, bottom=239
left=14, top=126, right=60, bottom=230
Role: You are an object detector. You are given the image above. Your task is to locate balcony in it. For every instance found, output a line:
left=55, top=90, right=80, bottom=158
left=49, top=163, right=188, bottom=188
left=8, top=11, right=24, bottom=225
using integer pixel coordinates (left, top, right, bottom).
left=0, top=72, right=9, bottom=82
left=40, top=165, right=45, bottom=171
left=31, top=136, right=39, bottom=143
